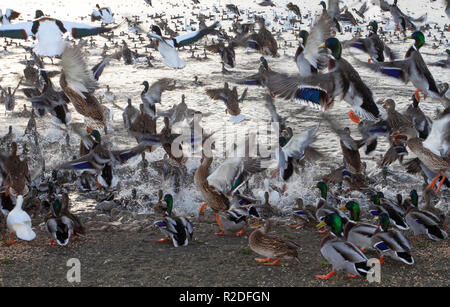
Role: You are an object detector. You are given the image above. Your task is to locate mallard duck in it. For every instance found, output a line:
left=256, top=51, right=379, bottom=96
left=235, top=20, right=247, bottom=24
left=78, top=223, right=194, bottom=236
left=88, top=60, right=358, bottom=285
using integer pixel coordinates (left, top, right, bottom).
left=371, top=213, right=414, bottom=265
left=25, top=70, right=71, bottom=126
left=337, top=202, right=380, bottom=251
left=287, top=2, right=301, bottom=17
left=294, top=15, right=332, bottom=77
left=91, top=4, right=115, bottom=24
left=263, top=37, right=382, bottom=121
left=319, top=0, right=342, bottom=33
left=0, top=9, right=20, bottom=25
left=45, top=198, right=73, bottom=246
left=140, top=79, right=176, bottom=117
left=405, top=198, right=448, bottom=242
left=154, top=194, right=194, bottom=247
left=58, top=129, right=146, bottom=190
left=249, top=219, right=299, bottom=266
left=60, top=192, right=85, bottom=237
left=339, top=7, right=358, bottom=26
left=392, top=113, right=450, bottom=194
left=216, top=203, right=260, bottom=236
left=288, top=198, right=317, bottom=229
left=352, top=2, right=369, bottom=19
left=345, top=21, right=397, bottom=62
left=276, top=125, right=320, bottom=182
left=205, top=40, right=237, bottom=69
left=6, top=195, right=36, bottom=244
left=130, top=104, right=157, bottom=143
left=420, top=188, right=446, bottom=230
left=376, top=0, right=427, bottom=32
left=59, top=45, right=111, bottom=129
left=195, top=136, right=266, bottom=233
left=245, top=16, right=278, bottom=57
left=315, top=232, right=372, bottom=279
left=122, top=98, right=139, bottom=130
left=403, top=93, right=432, bottom=140
left=0, top=10, right=119, bottom=57
left=148, top=22, right=219, bottom=69
left=368, top=192, right=409, bottom=230
left=0, top=142, right=31, bottom=197
left=0, top=77, right=23, bottom=113
left=323, top=115, right=366, bottom=178
left=361, top=31, right=447, bottom=103
left=206, top=82, right=247, bottom=123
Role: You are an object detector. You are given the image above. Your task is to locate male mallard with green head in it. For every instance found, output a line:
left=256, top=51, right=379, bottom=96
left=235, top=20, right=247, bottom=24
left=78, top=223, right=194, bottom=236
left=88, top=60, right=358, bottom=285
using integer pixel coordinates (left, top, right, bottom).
left=154, top=194, right=194, bottom=247
left=371, top=213, right=414, bottom=265
left=362, top=31, right=447, bottom=103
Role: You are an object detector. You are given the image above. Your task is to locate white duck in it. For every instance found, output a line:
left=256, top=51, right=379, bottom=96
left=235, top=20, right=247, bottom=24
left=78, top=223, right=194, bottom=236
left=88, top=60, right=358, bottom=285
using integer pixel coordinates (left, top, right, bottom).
left=6, top=195, right=36, bottom=244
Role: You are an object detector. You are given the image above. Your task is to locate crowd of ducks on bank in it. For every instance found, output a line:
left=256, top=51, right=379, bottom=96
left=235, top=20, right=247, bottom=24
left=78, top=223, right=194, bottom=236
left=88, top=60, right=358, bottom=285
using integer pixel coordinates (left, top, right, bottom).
left=0, top=0, right=449, bottom=281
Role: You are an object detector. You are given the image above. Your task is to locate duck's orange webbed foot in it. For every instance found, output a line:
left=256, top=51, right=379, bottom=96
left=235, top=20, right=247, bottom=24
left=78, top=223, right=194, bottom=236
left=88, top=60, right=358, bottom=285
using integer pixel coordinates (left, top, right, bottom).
left=264, top=257, right=281, bottom=266
left=255, top=257, right=271, bottom=263
left=157, top=237, right=170, bottom=243
left=315, top=270, right=335, bottom=280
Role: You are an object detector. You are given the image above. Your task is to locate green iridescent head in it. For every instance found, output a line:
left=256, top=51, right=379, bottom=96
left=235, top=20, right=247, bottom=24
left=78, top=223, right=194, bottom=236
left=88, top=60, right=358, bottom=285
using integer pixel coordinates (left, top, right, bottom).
left=53, top=199, right=62, bottom=217
left=323, top=37, right=342, bottom=59
left=344, top=201, right=361, bottom=221
left=324, top=213, right=343, bottom=236
left=162, top=194, right=173, bottom=216
left=378, top=213, right=390, bottom=232
left=370, top=194, right=381, bottom=205
left=446, top=49, right=450, bottom=56
left=90, top=129, right=101, bottom=143
left=279, top=136, right=288, bottom=147
left=409, top=190, right=419, bottom=207
left=409, top=31, right=425, bottom=49
left=299, top=30, right=309, bottom=44
left=368, top=21, right=378, bottom=32
left=260, top=56, right=268, bottom=70
left=314, top=181, right=328, bottom=199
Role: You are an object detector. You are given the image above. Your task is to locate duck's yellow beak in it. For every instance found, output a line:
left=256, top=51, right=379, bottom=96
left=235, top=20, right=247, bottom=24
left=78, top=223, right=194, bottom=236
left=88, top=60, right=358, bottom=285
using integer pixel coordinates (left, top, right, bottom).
left=312, top=185, right=318, bottom=189
left=373, top=216, right=379, bottom=221
left=338, top=205, right=347, bottom=211
left=316, top=220, right=326, bottom=228
left=406, top=36, right=412, bottom=40
left=318, top=43, right=326, bottom=49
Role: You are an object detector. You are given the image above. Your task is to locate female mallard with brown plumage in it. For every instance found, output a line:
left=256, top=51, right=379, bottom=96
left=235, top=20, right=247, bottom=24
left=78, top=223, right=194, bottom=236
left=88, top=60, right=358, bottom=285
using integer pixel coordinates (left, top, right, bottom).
left=0, top=142, right=31, bottom=197
left=245, top=16, right=278, bottom=57
left=249, top=219, right=300, bottom=266
left=195, top=135, right=265, bottom=234
left=392, top=110, right=450, bottom=194
left=59, top=45, right=111, bottom=129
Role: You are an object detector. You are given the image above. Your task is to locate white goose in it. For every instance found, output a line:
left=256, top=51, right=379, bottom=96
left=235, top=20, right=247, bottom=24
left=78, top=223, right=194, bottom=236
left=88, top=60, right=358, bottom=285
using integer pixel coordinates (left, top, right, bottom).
left=6, top=195, right=36, bottom=244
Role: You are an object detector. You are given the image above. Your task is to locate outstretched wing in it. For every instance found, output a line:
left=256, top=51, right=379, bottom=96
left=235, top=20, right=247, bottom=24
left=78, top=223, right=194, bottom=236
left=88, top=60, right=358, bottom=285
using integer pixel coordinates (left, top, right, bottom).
left=61, top=20, right=120, bottom=39
left=303, top=15, right=333, bottom=70
left=174, top=21, right=219, bottom=47
left=0, top=21, right=33, bottom=39
left=264, top=71, right=342, bottom=111
left=60, top=45, right=98, bottom=97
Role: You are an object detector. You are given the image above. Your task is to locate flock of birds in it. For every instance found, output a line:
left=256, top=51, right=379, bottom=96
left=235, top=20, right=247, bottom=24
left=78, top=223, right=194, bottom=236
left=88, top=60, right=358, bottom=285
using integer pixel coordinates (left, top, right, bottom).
left=0, top=0, right=449, bottom=281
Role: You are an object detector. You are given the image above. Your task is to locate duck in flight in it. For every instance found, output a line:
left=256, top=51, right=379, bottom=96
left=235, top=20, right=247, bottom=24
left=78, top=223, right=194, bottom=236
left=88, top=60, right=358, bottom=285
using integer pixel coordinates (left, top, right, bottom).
left=0, top=10, right=119, bottom=57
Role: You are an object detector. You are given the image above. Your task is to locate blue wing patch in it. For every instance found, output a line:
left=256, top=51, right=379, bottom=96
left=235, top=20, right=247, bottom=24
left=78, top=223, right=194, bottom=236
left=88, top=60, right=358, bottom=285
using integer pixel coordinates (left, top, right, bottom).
left=374, top=241, right=390, bottom=251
